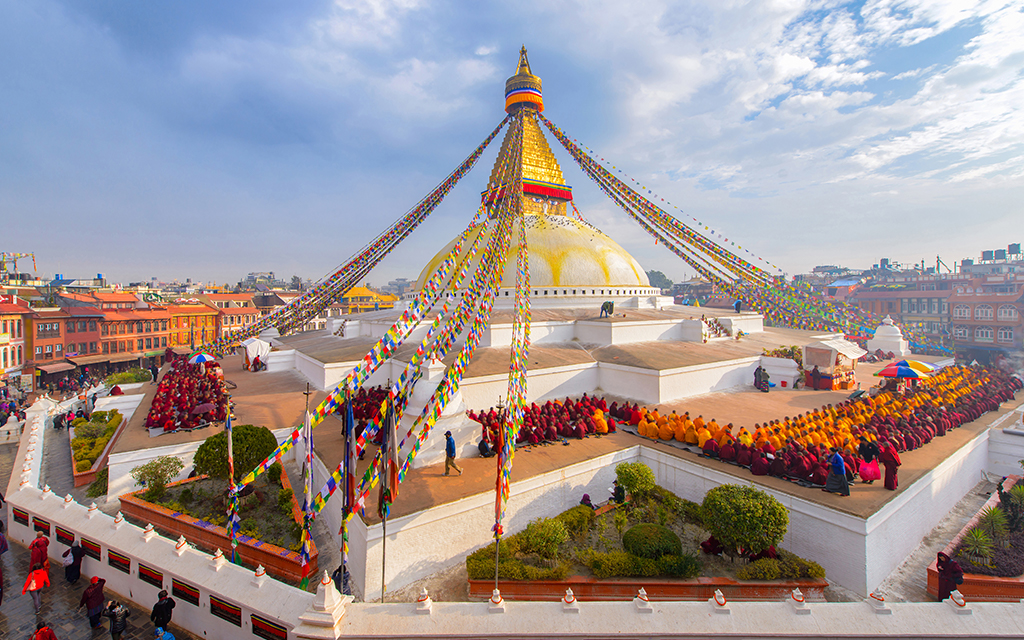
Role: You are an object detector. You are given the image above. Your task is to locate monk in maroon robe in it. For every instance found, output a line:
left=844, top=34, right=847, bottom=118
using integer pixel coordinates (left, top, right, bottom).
left=879, top=440, right=901, bottom=491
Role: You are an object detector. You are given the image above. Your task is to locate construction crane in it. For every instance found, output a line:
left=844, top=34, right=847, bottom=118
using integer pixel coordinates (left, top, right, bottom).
left=936, top=255, right=953, bottom=274
left=0, top=252, right=38, bottom=282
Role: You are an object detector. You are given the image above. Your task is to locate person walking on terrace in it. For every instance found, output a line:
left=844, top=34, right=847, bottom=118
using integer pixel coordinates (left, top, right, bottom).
left=444, top=430, right=463, bottom=476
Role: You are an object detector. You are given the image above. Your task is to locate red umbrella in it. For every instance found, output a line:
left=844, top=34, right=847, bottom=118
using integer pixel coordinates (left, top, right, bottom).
left=191, top=402, right=216, bottom=415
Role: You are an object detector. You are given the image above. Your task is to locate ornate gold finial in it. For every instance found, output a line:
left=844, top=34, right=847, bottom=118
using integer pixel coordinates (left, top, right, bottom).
left=505, top=46, right=543, bottom=113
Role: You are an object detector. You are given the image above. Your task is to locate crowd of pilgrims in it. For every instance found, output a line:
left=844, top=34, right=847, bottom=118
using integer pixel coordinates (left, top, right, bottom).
left=466, top=365, right=1020, bottom=495
left=144, top=356, right=227, bottom=432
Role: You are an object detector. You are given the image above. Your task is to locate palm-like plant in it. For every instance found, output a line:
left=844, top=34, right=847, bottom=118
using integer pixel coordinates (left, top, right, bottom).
left=978, top=506, right=1010, bottom=548
left=960, top=527, right=994, bottom=566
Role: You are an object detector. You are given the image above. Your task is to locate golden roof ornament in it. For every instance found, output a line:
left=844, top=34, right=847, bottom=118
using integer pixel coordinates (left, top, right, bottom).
left=505, top=45, right=543, bottom=113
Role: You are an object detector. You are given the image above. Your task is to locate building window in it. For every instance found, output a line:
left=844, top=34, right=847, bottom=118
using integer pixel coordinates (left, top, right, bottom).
left=998, top=305, right=1018, bottom=321
left=931, top=300, right=939, bottom=314
left=145, top=322, right=152, bottom=333
left=953, top=325, right=969, bottom=339
left=953, top=304, right=971, bottom=319
left=79, top=321, right=87, bottom=332
left=975, top=326, right=994, bottom=342
left=90, top=342, right=97, bottom=353
left=997, top=327, right=1014, bottom=343
left=89, top=320, right=97, bottom=332
left=119, top=324, right=126, bottom=335
left=909, top=299, right=917, bottom=313
left=102, top=343, right=109, bottom=354
left=101, top=324, right=108, bottom=336
left=45, top=345, right=52, bottom=354
left=161, top=337, right=167, bottom=347
left=55, top=344, right=62, bottom=353
left=68, top=322, right=76, bottom=333
left=36, top=346, right=42, bottom=356
left=161, top=321, right=168, bottom=331
left=137, top=339, right=144, bottom=351
left=79, top=343, right=87, bottom=354
left=146, top=338, right=152, bottom=349
left=975, top=305, right=993, bottom=321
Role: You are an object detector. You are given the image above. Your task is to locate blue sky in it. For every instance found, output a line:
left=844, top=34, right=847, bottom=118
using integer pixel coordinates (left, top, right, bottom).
left=2, top=0, right=1022, bottom=286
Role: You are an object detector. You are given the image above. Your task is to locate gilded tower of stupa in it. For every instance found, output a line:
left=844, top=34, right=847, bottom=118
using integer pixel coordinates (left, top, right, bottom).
left=416, top=48, right=656, bottom=307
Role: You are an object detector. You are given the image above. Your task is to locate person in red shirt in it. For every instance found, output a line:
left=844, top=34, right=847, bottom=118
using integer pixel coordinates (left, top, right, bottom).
left=32, top=622, right=59, bottom=640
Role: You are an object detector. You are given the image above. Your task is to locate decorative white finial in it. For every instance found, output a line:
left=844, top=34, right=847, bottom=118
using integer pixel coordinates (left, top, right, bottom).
left=63, top=494, right=74, bottom=508
left=562, top=588, right=579, bottom=613
left=710, top=589, right=730, bottom=614
left=868, top=592, right=891, bottom=614
left=252, top=564, right=268, bottom=588
left=87, top=502, right=98, bottom=518
left=141, top=523, right=157, bottom=542
left=112, top=511, right=124, bottom=529
left=634, top=588, right=652, bottom=613
left=211, top=547, right=227, bottom=570
left=175, top=535, right=188, bottom=556
left=948, top=590, right=971, bottom=614
left=791, top=588, right=809, bottom=614
left=488, top=588, right=505, bottom=613
left=416, top=587, right=432, bottom=615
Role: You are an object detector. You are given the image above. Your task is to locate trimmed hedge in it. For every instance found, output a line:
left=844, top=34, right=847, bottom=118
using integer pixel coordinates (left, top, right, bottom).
left=622, top=523, right=682, bottom=559
left=465, top=538, right=570, bottom=581
left=105, top=368, right=152, bottom=385
left=71, top=410, right=123, bottom=471
left=736, top=550, right=826, bottom=580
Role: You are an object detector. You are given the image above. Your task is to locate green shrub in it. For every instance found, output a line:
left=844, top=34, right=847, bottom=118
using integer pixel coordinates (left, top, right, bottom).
left=615, top=462, right=656, bottom=499
left=74, top=422, right=104, bottom=439
left=465, top=538, right=566, bottom=581
left=278, top=488, right=294, bottom=514
left=613, top=510, right=627, bottom=537
left=267, top=462, right=283, bottom=486
left=105, top=368, right=152, bottom=385
left=679, top=499, right=704, bottom=525
left=519, top=518, right=568, bottom=559
left=658, top=553, right=701, bottom=578
left=193, top=424, right=277, bottom=483
left=585, top=550, right=659, bottom=578
left=777, top=550, right=826, bottom=579
left=622, top=523, right=681, bottom=560
left=737, top=558, right=781, bottom=580
left=90, top=410, right=108, bottom=423
left=651, top=485, right=684, bottom=513
left=86, top=468, right=108, bottom=498
left=131, top=456, right=185, bottom=502
left=75, top=460, right=91, bottom=472
left=701, top=484, right=788, bottom=555
left=239, top=518, right=260, bottom=538
left=179, top=487, right=194, bottom=505
left=556, top=506, right=596, bottom=540
left=72, top=417, right=87, bottom=428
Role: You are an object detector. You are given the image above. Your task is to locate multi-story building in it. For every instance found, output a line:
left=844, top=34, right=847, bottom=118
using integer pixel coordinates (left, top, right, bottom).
left=99, top=307, right=172, bottom=368
left=166, top=302, right=218, bottom=350
left=27, top=308, right=75, bottom=387
left=198, top=293, right=261, bottom=338
left=0, top=296, right=31, bottom=386
left=947, top=277, right=1023, bottom=366
left=62, top=307, right=103, bottom=362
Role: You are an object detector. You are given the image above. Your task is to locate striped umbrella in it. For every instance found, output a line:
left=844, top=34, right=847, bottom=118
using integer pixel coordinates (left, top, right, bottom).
left=188, top=352, right=217, bottom=365
left=893, top=359, right=936, bottom=373
left=874, top=363, right=930, bottom=378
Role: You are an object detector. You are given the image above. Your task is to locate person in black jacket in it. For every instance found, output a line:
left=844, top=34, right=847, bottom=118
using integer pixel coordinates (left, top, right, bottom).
left=102, top=600, right=130, bottom=640
left=150, top=590, right=175, bottom=630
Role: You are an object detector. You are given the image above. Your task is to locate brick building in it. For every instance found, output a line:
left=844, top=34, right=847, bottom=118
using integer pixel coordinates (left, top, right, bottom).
left=0, top=296, right=31, bottom=386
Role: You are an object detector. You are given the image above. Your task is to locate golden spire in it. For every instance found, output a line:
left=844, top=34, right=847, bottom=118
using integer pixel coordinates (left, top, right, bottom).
left=504, top=46, right=543, bottom=113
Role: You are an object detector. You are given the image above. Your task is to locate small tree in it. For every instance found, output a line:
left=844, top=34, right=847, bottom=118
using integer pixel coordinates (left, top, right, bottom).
left=701, top=484, right=788, bottom=556
left=131, top=456, right=185, bottom=501
left=615, top=462, right=656, bottom=499
left=192, top=424, right=278, bottom=485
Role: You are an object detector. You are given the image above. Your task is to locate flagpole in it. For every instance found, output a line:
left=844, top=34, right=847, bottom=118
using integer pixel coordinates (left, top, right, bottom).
left=341, top=385, right=353, bottom=596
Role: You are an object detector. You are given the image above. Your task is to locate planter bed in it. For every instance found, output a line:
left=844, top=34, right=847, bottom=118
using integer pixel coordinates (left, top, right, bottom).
left=119, top=472, right=317, bottom=583
left=469, top=575, right=827, bottom=601
left=927, top=475, right=1023, bottom=602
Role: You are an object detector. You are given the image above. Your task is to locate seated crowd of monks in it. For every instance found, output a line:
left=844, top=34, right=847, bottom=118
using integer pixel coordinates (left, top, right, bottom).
left=144, top=356, right=227, bottom=431
left=469, top=394, right=614, bottom=448
left=463, top=365, right=1020, bottom=496
left=616, top=365, right=1020, bottom=492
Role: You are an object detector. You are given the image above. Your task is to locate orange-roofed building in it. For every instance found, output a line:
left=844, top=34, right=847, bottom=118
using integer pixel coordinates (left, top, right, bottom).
left=166, top=301, right=218, bottom=350
left=99, top=307, right=171, bottom=368
left=197, top=293, right=261, bottom=338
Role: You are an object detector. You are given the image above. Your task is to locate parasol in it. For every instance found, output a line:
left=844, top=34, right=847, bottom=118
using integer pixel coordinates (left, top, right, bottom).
left=191, top=402, right=217, bottom=415
left=188, top=353, right=216, bottom=365
left=892, top=359, right=935, bottom=373
left=874, top=362, right=931, bottom=378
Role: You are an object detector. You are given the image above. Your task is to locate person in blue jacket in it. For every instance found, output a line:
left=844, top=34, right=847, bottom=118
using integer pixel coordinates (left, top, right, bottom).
left=444, top=430, right=463, bottom=476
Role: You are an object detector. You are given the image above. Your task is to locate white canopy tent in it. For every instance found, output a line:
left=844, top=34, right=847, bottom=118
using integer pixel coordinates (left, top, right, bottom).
left=241, top=337, right=271, bottom=370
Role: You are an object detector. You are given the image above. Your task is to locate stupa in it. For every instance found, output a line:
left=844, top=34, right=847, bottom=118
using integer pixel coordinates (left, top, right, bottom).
left=867, top=314, right=911, bottom=356
left=414, top=47, right=662, bottom=310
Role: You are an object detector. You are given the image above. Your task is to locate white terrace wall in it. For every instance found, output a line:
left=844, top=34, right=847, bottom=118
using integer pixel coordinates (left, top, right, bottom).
left=988, top=405, right=1024, bottom=477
